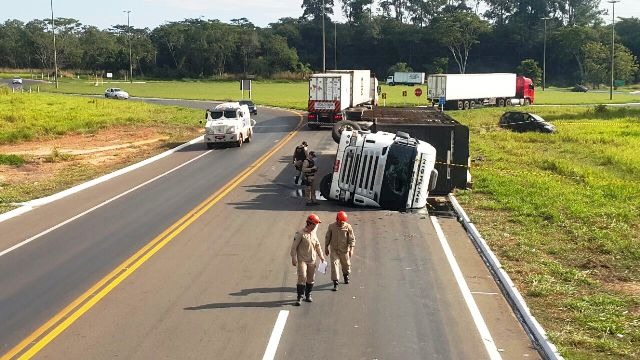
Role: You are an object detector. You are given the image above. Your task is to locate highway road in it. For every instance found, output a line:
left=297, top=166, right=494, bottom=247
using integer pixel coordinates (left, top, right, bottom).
left=1, top=100, right=539, bottom=359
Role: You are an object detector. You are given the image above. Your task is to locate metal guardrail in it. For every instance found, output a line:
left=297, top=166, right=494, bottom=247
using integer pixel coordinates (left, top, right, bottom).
left=449, top=194, right=564, bottom=360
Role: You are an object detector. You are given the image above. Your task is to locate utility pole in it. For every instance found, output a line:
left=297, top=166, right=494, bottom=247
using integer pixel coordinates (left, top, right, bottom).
left=542, top=17, right=551, bottom=91
left=124, top=10, right=133, bottom=83
left=50, top=0, right=58, bottom=89
left=334, top=22, right=337, bottom=70
left=322, top=0, right=326, bottom=72
left=608, top=0, right=620, bottom=101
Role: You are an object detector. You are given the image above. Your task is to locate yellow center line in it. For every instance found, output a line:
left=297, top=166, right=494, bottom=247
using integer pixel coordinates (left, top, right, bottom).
left=2, top=112, right=304, bottom=360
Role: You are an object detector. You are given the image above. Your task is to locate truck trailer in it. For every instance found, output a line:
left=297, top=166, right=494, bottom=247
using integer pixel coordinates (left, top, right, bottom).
left=427, top=73, right=535, bottom=110
left=307, top=70, right=378, bottom=129
left=386, top=72, right=425, bottom=86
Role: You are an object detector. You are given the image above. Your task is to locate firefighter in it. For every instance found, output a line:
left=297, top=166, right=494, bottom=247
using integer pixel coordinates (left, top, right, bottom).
left=290, top=213, right=325, bottom=306
left=301, top=151, right=318, bottom=206
left=324, top=211, right=356, bottom=291
left=292, top=141, right=308, bottom=183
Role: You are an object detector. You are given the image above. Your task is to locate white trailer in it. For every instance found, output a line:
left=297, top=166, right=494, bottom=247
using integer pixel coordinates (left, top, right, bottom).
left=327, top=69, right=372, bottom=107
left=427, top=73, right=535, bottom=110
left=386, top=72, right=425, bottom=86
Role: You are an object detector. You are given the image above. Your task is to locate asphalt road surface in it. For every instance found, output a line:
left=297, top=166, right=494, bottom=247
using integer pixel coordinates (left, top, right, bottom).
left=1, top=100, right=539, bottom=359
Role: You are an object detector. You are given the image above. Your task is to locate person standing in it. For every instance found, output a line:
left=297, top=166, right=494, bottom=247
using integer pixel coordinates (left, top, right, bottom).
left=290, top=213, right=325, bottom=306
left=324, top=211, right=356, bottom=291
left=292, top=141, right=308, bottom=184
left=301, top=151, right=318, bottom=206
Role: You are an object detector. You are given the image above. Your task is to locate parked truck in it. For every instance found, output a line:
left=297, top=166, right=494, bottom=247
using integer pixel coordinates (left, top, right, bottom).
left=307, top=70, right=378, bottom=129
left=386, top=72, right=425, bottom=86
left=427, top=73, right=535, bottom=110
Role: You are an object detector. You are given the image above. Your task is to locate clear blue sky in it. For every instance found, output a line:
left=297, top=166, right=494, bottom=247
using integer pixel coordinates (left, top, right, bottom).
left=1, top=1, right=638, bottom=29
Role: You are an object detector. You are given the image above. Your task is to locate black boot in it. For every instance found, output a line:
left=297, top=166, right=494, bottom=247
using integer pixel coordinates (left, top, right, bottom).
left=295, top=284, right=304, bottom=306
left=332, top=280, right=339, bottom=291
left=343, top=272, right=350, bottom=284
left=304, top=283, right=314, bottom=302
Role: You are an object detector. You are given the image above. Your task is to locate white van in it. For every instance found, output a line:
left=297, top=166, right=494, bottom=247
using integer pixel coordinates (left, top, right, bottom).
left=319, top=130, right=438, bottom=210
left=203, top=102, right=255, bottom=148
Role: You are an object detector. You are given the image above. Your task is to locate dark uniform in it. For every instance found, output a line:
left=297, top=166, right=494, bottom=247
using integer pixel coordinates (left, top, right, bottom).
left=301, top=151, right=318, bottom=205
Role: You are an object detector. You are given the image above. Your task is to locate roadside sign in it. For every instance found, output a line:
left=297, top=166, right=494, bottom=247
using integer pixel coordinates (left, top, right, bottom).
left=414, top=88, right=422, bottom=97
left=240, top=79, right=252, bottom=91
left=402, top=90, right=407, bottom=97
left=106, top=73, right=113, bottom=78
left=381, top=93, right=387, bottom=99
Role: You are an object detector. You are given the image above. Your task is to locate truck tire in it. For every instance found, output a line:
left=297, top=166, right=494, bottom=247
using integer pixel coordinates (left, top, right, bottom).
left=320, top=174, right=332, bottom=200
left=470, top=100, right=476, bottom=108
left=457, top=101, right=464, bottom=110
left=236, top=134, right=243, bottom=147
left=463, top=101, right=470, bottom=110
left=332, top=120, right=361, bottom=144
left=524, top=98, right=531, bottom=106
left=245, top=129, right=252, bottom=143
left=498, top=98, right=506, bottom=107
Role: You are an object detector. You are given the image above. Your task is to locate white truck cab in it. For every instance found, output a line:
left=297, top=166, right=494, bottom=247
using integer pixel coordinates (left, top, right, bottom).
left=320, top=130, right=438, bottom=210
left=203, top=102, right=255, bottom=149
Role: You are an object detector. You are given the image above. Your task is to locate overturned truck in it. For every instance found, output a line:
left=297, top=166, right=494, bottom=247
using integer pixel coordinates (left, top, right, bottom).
left=319, top=107, right=470, bottom=210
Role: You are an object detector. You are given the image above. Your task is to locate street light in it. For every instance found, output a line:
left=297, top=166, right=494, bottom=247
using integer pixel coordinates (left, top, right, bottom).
left=322, top=0, right=326, bottom=72
left=542, top=17, right=551, bottom=91
left=50, top=0, right=58, bottom=89
left=608, top=1, right=620, bottom=100
left=123, top=10, right=133, bottom=83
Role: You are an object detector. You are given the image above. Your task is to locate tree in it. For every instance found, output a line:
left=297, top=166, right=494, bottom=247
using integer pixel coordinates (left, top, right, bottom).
left=340, top=0, right=373, bottom=25
left=433, top=11, right=490, bottom=73
left=582, top=41, right=609, bottom=87
left=516, top=59, right=542, bottom=85
left=387, top=62, right=413, bottom=76
left=301, top=0, right=334, bottom=20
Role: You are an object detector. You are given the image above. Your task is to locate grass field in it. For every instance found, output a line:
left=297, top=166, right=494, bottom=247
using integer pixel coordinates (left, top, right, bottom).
left=1, top=80, right=640, bottom=359
left=452, top=105, right=640, bottom=359
left=22, top=77, right=640, bottom=108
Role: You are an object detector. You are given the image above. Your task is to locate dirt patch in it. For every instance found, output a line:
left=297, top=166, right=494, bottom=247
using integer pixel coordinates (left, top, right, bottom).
left=0, top=126, right=200, bottom=186
left=605, top=281, right=640, bottom=298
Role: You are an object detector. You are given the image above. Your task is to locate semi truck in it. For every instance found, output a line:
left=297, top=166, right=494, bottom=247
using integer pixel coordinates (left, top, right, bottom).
left=319, top=107, right=471, bottom=210
left=307, top=70, right=378, bottom=129
left=320, top=129, right=438, bottom=210
left=426, top=73, right=535, bottom=110
left=386, top=72, right=425, bottom=86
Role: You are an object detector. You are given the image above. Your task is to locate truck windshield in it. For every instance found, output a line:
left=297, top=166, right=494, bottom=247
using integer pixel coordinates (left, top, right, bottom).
left=379, top=143, right=416, bottom=210
left=209, top=111, right=224, bottom=119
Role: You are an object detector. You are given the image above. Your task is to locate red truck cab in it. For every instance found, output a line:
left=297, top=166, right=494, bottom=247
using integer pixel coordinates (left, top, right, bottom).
left=516, top=76, right=535, bottom=105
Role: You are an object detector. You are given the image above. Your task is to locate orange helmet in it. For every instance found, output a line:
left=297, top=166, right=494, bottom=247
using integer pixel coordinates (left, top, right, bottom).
left=307, top=214, right=321, bottom=224
left=336, top=211, right=348, bottom=222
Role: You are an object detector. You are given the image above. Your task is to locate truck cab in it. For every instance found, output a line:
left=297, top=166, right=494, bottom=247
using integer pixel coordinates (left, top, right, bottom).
left=516, top=76, right=535, bottom=105
left=320, top=130, right=438, bottom=210
left=386, top=75, right=395, bottom=86
left=203, top=102, right=255, bottom=149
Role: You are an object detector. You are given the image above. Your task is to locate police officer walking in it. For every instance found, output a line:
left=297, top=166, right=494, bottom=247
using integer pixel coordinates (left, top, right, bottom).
left=324, top=211, right=356, bottom=291
left=290, top=214, right=325, bottom=306
left=301, top=151, right=319, bottom=206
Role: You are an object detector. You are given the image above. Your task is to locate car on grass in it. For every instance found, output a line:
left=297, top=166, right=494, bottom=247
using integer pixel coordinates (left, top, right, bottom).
left=499, top=111, right=556, bottom=133
left=239, top=100, right=258, bottom=115
left=104, top=88, right=129, bottom=99
left=11, top=78, right=23, bottom=85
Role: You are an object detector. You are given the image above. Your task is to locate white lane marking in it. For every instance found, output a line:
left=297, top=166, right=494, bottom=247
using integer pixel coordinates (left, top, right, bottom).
left=471, top=292, right=500, bottom=296
left=430, top=216, right=502, bottom=360
left=0, top=149, right=212, bottom=258
left=0, top=136, right=204, bottom=223
left=262, top=310, right=289, bottom=360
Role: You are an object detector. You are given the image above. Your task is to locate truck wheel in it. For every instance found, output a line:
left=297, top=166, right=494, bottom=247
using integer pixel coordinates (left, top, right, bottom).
left=236, top=134, right=243, bottom=147
left=332, top=120, right=361, bottom=144
left=470, top=100, right=476, bottom=108
left=524, top=98, right=531, bottom=106
left=320, top=174, right=332, bottom=200
left=245, top=129, right=252, bottom=143
left=498, top=98, right=506, bottom=107
left=457, top=101, right=464, bottom=110
left=463, top=101, right=470, bottom=110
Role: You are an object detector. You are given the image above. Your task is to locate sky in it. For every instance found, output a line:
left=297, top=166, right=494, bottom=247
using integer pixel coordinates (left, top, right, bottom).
left=1, top=0, right=638, bottom=29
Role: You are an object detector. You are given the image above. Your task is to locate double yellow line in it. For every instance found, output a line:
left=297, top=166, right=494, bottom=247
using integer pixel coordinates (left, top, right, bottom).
left=2, top=113, right=302, bottom=360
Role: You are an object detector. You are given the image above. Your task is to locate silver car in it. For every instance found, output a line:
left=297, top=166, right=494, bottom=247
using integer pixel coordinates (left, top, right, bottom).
left=104, top=88, right=129, bottom=99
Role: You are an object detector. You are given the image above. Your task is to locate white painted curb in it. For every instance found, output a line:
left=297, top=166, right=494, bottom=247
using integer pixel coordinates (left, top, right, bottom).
left=448, top=194, right=564, bottom=360
left=0, top=136, right=203, bottom=223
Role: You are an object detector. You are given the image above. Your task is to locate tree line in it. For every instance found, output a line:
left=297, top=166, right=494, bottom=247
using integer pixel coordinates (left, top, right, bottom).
left=0, top=0, right=638, bottom=86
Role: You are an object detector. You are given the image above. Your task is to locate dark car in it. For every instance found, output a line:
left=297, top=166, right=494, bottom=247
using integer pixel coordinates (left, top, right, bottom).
left=499, top=111, right=556, bottom=133
left=572, top=84, right=589, bottom=92
left=239, top=100, right=257, bottom=115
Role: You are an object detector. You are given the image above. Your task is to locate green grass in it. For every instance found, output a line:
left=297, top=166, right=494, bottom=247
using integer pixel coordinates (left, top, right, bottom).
left=0, top=154, right=26, bottom=166
left=452, top=105, right=640, bottom=359
left=537, top=87, right=640, bottom=105
left=0, top=92, right=202, bottom=144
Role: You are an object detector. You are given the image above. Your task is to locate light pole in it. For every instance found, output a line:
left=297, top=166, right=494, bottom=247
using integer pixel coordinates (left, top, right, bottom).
left=608, top=0, right=619, bottom=100
left=542, top=17, right=551, bottom=91
left=334, top=22, right=337, bottom=70
left=322, top=0, right=326, bottom=72
left=50, top=0, right=58, bottom=88
left=124, top=10, right=133, bottom=83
